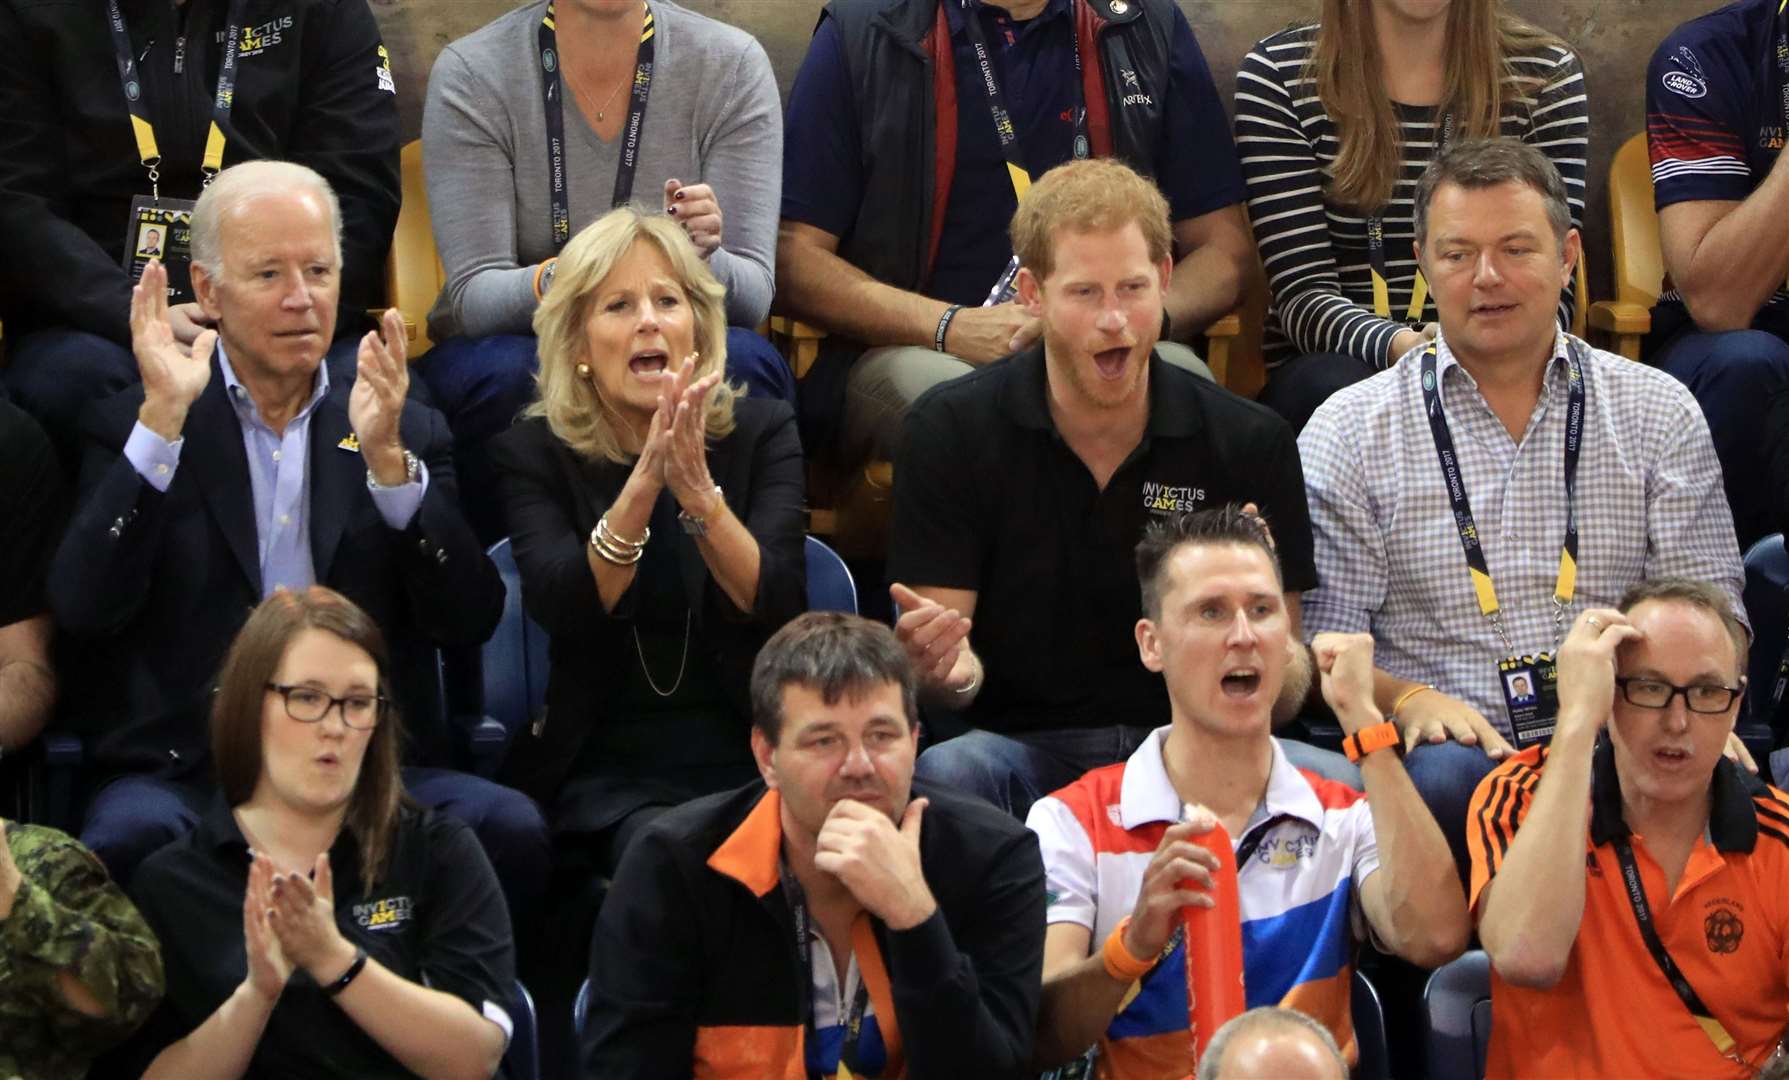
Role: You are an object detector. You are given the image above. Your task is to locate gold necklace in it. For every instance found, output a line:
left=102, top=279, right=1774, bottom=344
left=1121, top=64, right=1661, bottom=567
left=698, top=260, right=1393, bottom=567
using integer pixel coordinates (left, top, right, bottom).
left=633, top=610, right=692, bottom=697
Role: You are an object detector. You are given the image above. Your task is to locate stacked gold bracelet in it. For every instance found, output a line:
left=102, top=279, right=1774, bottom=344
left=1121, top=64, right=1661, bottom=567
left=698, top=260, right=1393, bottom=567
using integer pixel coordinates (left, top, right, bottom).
left=589, top=516, right=649, bottom=565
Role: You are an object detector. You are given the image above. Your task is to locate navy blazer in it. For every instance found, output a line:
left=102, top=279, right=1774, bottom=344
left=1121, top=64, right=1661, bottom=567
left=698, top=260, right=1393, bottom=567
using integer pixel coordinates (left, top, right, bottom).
left=48, top=356, right=503, bottom=778
left=488, top=398, right=807, bottom=800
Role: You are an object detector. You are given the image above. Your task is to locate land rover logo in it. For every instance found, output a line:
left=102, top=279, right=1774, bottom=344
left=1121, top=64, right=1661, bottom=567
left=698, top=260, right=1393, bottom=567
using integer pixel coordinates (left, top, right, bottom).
left=1662, top=71, right=1706, bottom=99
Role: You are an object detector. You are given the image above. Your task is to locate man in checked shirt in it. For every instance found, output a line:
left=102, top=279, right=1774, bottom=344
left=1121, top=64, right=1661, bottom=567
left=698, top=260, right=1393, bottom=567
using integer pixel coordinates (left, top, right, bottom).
left=1299, top=138, right=1747, bottom=882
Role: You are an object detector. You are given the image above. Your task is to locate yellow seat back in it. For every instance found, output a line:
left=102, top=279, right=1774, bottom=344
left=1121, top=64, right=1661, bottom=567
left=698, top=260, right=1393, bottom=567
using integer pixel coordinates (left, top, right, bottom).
left=1609, top=132, right=1664, bottom=310
left=386, top=139, right=445, bottom=358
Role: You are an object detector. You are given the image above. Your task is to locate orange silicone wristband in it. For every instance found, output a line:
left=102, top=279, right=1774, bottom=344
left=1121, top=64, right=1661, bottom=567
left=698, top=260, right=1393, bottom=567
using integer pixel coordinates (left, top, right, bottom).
left=1343, top=720, right=1403, bottom=763
left=1102, top=916, right=1156, bottom=982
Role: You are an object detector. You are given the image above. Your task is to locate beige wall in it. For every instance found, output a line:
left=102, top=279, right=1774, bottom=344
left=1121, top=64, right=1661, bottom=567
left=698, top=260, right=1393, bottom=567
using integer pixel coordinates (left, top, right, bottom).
left=379, top=1, right=1733, bottom=305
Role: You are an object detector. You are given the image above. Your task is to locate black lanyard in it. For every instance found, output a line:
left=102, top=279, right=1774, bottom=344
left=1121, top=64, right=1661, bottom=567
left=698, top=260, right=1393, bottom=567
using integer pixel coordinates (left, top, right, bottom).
left=1367, top=112, right=1453, bottom=324
left=780, top=864, right=872, bottom=1079
left=956, top=0, right=1088, bottom=205
left=105, top=0, right=248, bottom=200
left=1609, top=837, right=1746, bottom=1063
left=1419, top=339, right=1584, bottom=654
left=537, top=2, right=657, bottom=252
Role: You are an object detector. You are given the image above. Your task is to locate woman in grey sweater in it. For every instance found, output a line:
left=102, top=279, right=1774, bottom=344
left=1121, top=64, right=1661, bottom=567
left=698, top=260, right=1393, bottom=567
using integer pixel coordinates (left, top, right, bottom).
left=419, top=0, right=789, bottom=539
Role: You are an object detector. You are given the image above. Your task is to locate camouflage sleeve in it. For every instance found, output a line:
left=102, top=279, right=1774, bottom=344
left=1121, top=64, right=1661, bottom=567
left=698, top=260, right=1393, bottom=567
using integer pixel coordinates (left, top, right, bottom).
left=0, top=826, right=165, bottom=1050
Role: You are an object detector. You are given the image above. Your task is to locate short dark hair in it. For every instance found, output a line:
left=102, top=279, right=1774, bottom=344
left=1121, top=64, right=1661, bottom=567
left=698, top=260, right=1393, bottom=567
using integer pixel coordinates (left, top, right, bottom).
left=750, top=612, right=918, bottom=742
left=1617, top=578, right=1750, bottom=676
left=1413, top=137, right=1572, bottom=248
left=1135, top=505, right=1283, bottom=619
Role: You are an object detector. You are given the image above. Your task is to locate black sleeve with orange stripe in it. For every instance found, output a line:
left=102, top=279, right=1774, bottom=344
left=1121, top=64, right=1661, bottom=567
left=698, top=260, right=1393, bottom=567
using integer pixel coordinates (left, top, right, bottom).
left=1466, top=747, right=1547, bottom=915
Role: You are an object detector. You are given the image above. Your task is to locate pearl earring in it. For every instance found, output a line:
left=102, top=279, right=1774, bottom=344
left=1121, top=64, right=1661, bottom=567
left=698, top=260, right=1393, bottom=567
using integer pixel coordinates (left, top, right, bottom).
left=576, top=363, right=591, bottom=379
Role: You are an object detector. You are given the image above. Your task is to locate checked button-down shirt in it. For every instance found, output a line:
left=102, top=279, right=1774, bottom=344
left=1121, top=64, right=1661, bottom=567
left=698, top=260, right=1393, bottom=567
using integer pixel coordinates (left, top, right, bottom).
left=1298, top=329, right=1745, bottom=738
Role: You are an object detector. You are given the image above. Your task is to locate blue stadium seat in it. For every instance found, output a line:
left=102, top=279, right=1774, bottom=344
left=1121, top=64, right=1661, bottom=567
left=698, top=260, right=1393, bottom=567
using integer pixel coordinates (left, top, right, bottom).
left=458, top=537, right=551, bottom=777
left=1424, top=949, right=1492, bottom=1080
left=505, top=979, right=540, bottom=1080
left=805, top=535, right=857, bottom=614
left=1352, top=968, right=1390, bottom=1080
left=573, top=976, right=591, bottom=1044
left=1743, top=534, right=1787, bottom=767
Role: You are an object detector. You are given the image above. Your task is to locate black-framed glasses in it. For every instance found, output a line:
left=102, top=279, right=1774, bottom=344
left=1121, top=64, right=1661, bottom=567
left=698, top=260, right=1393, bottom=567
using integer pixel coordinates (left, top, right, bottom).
left=265, top=683, right=385, bottom=729
left=1615, top=677, right=1743, bottom=715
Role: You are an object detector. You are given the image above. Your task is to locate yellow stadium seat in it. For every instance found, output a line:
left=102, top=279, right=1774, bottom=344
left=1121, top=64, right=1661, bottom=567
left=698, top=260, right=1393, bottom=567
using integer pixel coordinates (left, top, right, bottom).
left=1588, top=133, right=1659, bottom=361
left=385, top=139, right=444, bottom=359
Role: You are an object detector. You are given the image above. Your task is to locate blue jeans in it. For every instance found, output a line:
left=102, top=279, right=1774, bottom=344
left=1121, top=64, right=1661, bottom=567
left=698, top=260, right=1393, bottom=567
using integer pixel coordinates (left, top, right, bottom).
left=1650, top=326, right=1789, bottom=548
left=417, top=327, right=795, bottom=543
left=1258, top=351, right=1378, bottom=437
left=912, top=725, right=1359, bottom=822
left=81, top=767, right=551, bottom=925
left=3, top=328, right=361, bottom=472
left=1403, top=740, right=1498, bottom=886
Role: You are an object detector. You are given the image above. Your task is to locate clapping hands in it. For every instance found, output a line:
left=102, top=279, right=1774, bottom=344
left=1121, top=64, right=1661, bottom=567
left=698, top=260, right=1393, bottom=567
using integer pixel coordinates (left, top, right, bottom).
left=132, top=260, right=214, bottom=440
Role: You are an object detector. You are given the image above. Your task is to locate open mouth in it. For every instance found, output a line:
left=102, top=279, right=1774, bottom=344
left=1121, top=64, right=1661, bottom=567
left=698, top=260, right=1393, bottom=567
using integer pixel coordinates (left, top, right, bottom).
left=316, top=753, right=341, bottom=767
left=1654, top=746, right=1692, bottom=767
left=629, top=350, right=668, bottom=376
left=1093, top=347, right=1130, bottom=380
left=1221, top=669, right=1261, bottom=698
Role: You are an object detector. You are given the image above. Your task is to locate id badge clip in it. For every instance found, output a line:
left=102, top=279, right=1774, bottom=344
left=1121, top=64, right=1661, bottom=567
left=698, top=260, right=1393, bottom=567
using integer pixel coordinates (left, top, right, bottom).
left=1499, top=653, right=1560, bottom=749
left=124, top=195, right=198, bottom=303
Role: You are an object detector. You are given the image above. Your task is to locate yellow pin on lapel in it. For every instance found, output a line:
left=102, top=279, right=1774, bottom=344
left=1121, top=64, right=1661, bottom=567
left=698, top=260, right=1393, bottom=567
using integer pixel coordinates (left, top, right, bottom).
left=338, top=433, right=361, bottom=453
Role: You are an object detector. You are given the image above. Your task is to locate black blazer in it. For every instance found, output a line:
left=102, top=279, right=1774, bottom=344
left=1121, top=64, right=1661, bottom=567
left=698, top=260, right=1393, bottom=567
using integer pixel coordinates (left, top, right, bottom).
left=488, top=398, right=806, bottom=800
left=48, top=356, right=502, bottom=777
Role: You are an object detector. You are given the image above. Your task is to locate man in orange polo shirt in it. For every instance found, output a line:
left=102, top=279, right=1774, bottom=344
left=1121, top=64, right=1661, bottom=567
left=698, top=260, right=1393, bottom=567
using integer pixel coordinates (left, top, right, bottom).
left=1468, top=578, right=1789, bottom=1078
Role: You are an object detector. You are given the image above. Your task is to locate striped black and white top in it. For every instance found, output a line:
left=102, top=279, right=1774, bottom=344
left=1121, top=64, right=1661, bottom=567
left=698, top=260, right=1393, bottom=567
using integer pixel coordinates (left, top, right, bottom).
left=1235, top=24, right=1588, bottom=371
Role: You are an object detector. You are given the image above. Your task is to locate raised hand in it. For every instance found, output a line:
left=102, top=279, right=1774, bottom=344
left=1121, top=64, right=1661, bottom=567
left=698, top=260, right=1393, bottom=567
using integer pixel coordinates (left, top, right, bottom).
left=350, top=308, right=412, bottom=485
left=658, top=354, right=722, bottom=515
left=664, top=179, right=723, bottom=260
left=242, top=852, right=293, bottom=1002
left=1554, top=608, right=1642, bottom=742
left=267, top=852, right=358, bottom=985
left=942, top=302, right=1040, bottom=364
left=1312, top=632, right=1381, bottom=733
left=813, top=798, right=937, bottom=930
left=133, top=260, right=214, bottom=440
left=889, top=583, right=975, bottom=693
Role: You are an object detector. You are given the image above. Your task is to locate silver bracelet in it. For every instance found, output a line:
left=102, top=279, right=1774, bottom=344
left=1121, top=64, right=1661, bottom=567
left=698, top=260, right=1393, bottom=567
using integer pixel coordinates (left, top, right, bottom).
left=953, top=657, right=982, bottom=696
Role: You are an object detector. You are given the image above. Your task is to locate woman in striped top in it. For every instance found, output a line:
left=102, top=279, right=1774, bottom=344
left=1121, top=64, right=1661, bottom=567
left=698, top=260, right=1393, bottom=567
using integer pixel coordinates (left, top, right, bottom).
left=1235, top=0, right=1587, bottom=431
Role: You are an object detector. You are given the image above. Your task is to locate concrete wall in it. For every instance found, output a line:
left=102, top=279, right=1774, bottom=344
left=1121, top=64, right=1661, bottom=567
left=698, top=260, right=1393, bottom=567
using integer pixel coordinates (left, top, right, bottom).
left=376, top=1, right=1731, bottom=327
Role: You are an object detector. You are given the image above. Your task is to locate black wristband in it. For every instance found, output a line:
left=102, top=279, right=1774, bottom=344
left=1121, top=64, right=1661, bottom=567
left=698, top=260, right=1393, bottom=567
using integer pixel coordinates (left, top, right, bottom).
left=323, top=947, right=368, bottom=997
left=934, top=304, right=963, bottom=354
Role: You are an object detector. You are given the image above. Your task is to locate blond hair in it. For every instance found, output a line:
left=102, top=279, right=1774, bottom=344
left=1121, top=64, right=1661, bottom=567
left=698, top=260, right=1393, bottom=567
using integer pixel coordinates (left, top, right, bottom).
left=1009, top=158, right=1173, bottom=282
left=1309, top=0, right=1563, bottom=211
left=529, top=208, right=737, bottom=464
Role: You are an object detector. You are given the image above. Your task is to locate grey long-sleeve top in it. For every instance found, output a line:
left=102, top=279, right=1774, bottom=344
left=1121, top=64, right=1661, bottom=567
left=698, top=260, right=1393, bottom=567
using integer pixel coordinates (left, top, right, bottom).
left=421, top=0, right=781, bottom=339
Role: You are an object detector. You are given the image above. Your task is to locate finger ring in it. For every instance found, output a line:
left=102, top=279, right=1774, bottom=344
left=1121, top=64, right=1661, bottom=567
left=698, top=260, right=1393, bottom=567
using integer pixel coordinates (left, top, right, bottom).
left=1587, top=617, right=1602, bottom=630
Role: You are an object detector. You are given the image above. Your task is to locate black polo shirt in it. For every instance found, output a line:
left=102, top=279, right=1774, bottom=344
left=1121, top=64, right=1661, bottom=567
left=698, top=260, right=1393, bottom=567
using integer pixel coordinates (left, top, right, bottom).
left=122, top=798, right=515, bottom=1078
left=889, top=345, right=1318, bottom=734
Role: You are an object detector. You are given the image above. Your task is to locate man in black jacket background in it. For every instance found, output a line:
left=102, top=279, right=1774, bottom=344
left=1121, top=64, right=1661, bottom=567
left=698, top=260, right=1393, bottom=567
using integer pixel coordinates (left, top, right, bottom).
left=0, top=0, right=401, bottom=467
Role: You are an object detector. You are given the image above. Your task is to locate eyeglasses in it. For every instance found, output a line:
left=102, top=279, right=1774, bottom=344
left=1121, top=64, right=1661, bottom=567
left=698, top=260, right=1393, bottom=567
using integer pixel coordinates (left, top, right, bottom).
left=265, top=683, right=385, bottom=730
left=1614, top=677, right=1742, bottom=715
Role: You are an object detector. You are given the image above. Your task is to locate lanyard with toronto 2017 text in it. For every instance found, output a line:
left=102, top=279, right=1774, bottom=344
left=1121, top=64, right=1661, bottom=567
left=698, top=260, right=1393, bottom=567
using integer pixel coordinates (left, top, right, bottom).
left=1419, top=341, right=1583, bottom=656
left=1366, top=112, right=1453, bottom=324
left=958, top=0, right=1089, bottom=304
left=104, top=0, right=248, bottom=199
left=779, top=863, right=872, bottom=1080
left=1610, top=837, right=1748, bottom=1064
left=537, top=2, right=656, bottom=251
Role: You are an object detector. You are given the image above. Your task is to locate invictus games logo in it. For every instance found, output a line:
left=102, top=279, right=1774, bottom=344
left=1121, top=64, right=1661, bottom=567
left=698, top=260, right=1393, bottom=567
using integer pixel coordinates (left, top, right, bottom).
left=1705, top=907, right=1744, bottom=954
left=354, top=895, right=414, bottom=932
left=1141, top=481, right=1205, bottom=514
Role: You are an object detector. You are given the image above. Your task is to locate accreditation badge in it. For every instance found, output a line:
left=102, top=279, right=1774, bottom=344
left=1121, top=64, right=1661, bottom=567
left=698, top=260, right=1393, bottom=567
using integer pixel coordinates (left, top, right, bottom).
left=1499, top=653, right=1560, bottom=749
left=123, top=195, right=198, bottom=302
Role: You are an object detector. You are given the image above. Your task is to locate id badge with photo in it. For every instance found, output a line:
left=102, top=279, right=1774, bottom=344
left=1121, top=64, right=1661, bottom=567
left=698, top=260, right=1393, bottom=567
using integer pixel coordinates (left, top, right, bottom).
left=124, top=195, right=197, bottom=303
left=1499, top=653, right=1560, bottom=749
left=984, top=254, right=1020, bottom=307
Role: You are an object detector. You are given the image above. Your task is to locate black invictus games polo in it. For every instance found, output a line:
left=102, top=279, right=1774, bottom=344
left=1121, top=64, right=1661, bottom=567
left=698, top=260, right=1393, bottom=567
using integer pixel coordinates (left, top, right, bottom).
left=889, top=344, right=1318, bottom=735
left=122, top=798, right=516, bottom=1078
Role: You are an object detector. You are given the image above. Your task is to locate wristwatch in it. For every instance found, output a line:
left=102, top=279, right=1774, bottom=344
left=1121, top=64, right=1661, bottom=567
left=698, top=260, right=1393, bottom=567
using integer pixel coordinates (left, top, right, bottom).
left=1341, top=721, right=1404, bottom=763
left=366, top=449, right=421, bottom=490
left=678, top=485, right=724, bottom=538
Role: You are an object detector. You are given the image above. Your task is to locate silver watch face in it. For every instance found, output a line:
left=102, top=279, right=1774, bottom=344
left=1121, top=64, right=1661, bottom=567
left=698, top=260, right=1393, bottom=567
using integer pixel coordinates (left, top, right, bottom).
left=678, top=512, right=706, bottom=538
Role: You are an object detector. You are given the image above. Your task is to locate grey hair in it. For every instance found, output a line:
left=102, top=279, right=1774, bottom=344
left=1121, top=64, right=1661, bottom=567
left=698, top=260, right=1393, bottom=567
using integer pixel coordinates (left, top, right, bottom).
left=1413, top=137, right=1572, bottom=249
left=1618, top=577, right=1751, bottom=677
left=189, top=160, right=343, bottom=277
left=749, top=612, right=918, bottom=743
left=1195, top=1007, right=1347, bottom=1080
